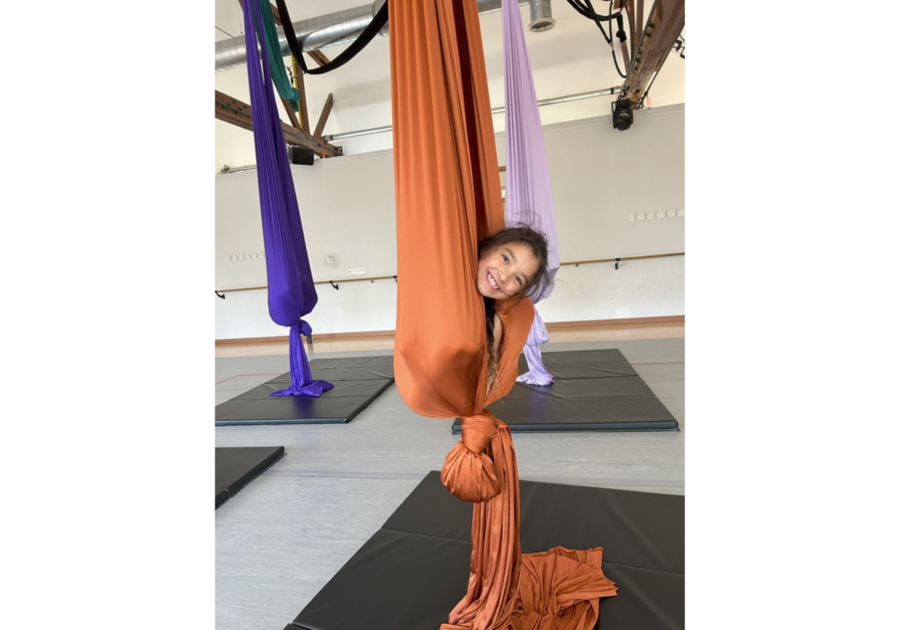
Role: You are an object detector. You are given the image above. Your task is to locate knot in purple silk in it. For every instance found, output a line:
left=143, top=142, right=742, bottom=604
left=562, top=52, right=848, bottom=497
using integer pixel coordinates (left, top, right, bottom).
left=298, top=319, right=313, bottom=336
left=440, top=412, right=501, bottom=503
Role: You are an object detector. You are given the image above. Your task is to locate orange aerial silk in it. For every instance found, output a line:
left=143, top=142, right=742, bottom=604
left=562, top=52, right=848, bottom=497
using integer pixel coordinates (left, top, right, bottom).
left=390, top=1, right=617, bottom=628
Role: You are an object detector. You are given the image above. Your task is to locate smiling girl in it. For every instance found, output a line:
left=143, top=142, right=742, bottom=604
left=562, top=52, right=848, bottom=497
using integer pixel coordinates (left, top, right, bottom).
left=476, top=226, right=550, bottom=393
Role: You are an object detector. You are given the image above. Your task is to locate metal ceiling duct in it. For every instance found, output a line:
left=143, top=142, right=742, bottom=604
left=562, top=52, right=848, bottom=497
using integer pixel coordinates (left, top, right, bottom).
left=528, top=0, right=556, bottom=32
left=215, top=0, right=550, bottom=72
left=215, top=2, right=386, bottom=72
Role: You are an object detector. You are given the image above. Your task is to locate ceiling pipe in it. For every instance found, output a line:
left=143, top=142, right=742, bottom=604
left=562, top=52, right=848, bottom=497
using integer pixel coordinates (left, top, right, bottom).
left=324, top=86, right=620, bottom=141
left=220, top=85, right=618, bottom=172
left=216, top=3, right=385, bottom=72
left=215, top=0, right=551, bottom=72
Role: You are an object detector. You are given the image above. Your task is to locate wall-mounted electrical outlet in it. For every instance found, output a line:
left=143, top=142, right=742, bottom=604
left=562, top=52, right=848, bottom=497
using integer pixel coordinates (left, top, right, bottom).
left=347, top=267, right=366, bottom=275
left=628, top=213, right=636, bottom=222
left=636, top=212, right=646, bottom=221
left=666, top=209, right=677, bottom=218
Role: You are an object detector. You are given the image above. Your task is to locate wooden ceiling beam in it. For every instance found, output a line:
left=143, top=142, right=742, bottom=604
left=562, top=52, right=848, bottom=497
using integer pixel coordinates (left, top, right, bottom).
left=313, top=93, right=334, bottom=141
left=626, top=0, right=638, bottom=62
left=281, top=97, right=302, bottom=129
left=215, top=90, right=342, bottom=157
left=308, top=50, right=330, bottom=67
left=637, top=0, right=644, bottom=46
left=267, top=1, right=282, bottom=26
left=293, top=57, right=310, bottom=134
left=620, top=0, right=684, bottom=105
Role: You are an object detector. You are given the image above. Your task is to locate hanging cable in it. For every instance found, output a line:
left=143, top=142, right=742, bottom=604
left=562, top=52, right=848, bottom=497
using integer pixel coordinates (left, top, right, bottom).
left=565, top=0, right=618, bottom=22
left=565, top=0, right=629, bottom=78
left=605, top=0, right=628, bottom=79
left=275, top=0, right=388, bottom=75
left=566, top=0, right=610, bottom=43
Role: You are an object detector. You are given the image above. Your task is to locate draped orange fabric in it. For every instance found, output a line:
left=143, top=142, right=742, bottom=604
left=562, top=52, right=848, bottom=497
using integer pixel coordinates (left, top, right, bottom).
left=390, top=1, right=617, bottom=628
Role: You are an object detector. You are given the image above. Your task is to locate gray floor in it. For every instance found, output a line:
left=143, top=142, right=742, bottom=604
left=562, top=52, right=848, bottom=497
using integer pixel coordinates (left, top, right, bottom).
left=216, top=338, right=684, bottom=630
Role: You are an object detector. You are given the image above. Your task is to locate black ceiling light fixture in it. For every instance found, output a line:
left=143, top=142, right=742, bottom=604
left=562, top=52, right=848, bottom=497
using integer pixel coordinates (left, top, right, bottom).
left=611, top=99, right=634, bottom=131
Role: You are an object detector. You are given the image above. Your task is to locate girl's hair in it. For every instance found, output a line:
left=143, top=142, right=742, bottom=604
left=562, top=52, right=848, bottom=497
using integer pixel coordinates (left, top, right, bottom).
left=477, top=226, right=550, bottom=387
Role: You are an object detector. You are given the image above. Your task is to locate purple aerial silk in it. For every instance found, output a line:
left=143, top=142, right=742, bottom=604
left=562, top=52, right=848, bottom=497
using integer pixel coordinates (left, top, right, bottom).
left=244, top=0, right=333, bottom=397
left=502, top=0, right=559, bottom=386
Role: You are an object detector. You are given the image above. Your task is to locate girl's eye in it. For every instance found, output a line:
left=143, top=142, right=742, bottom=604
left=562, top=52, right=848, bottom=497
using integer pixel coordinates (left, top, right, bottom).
left=516, top=277, right=522, bottom=285
left=502, top=255, right=509, bottom=263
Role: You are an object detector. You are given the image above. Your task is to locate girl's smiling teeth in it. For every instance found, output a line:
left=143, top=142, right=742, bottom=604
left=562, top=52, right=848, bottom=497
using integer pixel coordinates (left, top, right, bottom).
left=487, top=271, right=500, bottom=290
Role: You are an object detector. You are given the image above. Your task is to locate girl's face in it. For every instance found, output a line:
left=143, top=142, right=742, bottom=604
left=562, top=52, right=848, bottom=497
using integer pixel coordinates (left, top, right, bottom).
left=476, top=242, right=540, bottom=299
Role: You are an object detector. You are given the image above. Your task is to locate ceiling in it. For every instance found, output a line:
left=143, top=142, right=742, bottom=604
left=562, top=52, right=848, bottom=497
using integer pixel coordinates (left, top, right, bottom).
left=213, top=0, right=685, bottom=166
left=215, top=0, right=375, bottom=41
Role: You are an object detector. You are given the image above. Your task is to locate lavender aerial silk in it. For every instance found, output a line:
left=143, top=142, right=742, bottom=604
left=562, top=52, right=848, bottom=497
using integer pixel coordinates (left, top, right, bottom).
left=503, top=0, right=559, bottom=386
left=244, top=0, right=333, bottom=397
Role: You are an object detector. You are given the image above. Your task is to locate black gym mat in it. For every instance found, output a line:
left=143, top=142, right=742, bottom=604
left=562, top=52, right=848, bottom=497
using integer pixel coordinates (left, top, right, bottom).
left=452, top=349, right=679, bottom=433
left=215, top=355, right=394, bottom=425
left=286, top=471, right=684, bottom=630
left=215, top=446, right=284, bottom=509
left=215, top=489, right=229, bottom=508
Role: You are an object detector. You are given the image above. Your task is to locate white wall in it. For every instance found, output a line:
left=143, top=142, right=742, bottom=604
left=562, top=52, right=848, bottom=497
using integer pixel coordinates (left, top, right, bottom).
left=538, top=256, right=685, bottom=323
left=216, top=277, right=398, bottom=339
left=216, top=150, right=397, bottom=290
left=215, top=105, right=684, bottom=339
left=215, top=255, right=683, bottom=339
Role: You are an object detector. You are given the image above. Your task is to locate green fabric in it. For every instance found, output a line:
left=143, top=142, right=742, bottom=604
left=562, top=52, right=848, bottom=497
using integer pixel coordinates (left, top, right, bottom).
left=254, top=0, right=300, bottom=112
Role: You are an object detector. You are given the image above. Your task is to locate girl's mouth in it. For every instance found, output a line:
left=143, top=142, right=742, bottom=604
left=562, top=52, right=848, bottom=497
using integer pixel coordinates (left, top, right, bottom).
left=487, top=271, right=500, bottom=291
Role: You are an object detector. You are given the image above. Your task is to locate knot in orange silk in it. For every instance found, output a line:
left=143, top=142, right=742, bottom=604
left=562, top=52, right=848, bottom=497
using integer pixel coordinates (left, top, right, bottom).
left=460, top=413, right=497, bottom=454
left=440, top=412, right=501, bottom=503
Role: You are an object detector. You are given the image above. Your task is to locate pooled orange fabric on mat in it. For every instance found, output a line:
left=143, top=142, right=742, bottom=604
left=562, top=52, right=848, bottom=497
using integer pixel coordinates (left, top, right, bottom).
left=389, top=1, right=617, bottom=629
